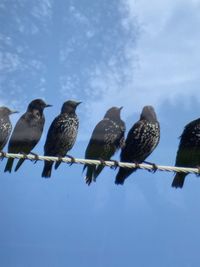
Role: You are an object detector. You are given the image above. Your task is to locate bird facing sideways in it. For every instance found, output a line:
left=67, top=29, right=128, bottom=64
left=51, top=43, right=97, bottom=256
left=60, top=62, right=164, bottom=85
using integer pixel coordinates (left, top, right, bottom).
left=83, top=106, right=125, bottom=185
left=172, top=118, right=200, bottom=188
left=42, top=100, right=81, bottom=178
left=4, top=99, right=51, bottom=173
left=115, top=105, right=160, bottom=185
left=0, top=107, right=18, bottom=151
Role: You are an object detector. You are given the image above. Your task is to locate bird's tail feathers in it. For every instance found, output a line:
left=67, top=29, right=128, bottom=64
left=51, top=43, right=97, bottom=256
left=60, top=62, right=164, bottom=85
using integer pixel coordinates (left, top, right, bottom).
left=93, top=165, right=105, bottom=180
left=42, top=161, right=53, bottom=178
left=15, top=158, right=25, bottom=172
left=84, top=165, right=95, bottom=185
left=4, top=158, right=14, bottom=173
left=55, top=161, right=61, bottom=170
left=171, top=173, right=186, bottom=188
left=82, top=164, right=87, bottom=173
left=115, top=167, right=134, bottom=185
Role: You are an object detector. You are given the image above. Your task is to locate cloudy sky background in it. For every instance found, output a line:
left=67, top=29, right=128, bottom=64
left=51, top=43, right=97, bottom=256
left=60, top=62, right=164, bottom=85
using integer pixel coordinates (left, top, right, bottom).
left=1, top=1, right=200, bottom=266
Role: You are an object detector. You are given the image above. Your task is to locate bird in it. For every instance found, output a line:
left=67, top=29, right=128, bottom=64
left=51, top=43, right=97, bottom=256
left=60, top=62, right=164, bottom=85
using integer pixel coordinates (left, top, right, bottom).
left=42, top=100, right=81, bottom=178
left=115, top=105, right=160, bottom=185
left=83, top=107, right=125, bottom=185
left=172, top=118, right=200, bottom=188
left=4, top=99, right=51, bottom=173
left=0, top=107, right=18, bottom=151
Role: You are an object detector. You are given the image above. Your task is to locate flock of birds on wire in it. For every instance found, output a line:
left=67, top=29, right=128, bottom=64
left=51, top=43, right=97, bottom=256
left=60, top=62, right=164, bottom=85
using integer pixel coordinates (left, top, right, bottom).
left=0, top=98, right=199, bottom=189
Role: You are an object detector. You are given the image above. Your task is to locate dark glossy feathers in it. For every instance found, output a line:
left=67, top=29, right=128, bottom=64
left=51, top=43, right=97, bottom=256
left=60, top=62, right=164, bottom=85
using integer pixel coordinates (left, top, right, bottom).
left=172, top=118, right=200, bottom=188
left=84, top=107, right=125, bottom=185
left=4, top=99, right=49, bottom=173
left=42, top=100, right=80, bottom=178
left=0, top=116, right=12, bottom=150
left=115, top=106, right=160, bottom=185
left=0, top=106, right=17, bottom=150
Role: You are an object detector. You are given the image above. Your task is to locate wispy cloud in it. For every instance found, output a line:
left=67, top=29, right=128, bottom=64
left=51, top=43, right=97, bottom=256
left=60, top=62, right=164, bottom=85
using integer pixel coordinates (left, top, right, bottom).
left=32, top=0, right=52, bottom=20
left=84, top=0, right=200, bottom=126
left=1, top=0, right=200, bottom=137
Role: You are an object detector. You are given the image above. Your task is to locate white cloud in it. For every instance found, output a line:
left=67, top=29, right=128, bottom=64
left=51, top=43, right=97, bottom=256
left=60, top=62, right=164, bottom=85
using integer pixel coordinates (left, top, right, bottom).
left=0, top=52, right=21, bottom=72
left=85, top=0, right=200, bottom=125
left=32, top=0, right=52, bottom=20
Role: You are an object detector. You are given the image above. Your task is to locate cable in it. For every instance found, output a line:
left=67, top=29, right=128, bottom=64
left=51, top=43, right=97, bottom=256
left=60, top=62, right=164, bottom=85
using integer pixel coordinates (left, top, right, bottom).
left=0, top=152, right=199, bottom=174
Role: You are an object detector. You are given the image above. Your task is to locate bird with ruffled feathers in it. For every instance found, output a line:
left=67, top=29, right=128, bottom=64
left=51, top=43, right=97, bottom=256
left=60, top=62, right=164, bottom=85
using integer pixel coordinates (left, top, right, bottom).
left=0, top=107, right=18, bottom=151
left=42, top=100, right=81, bottom=178
left=115, top=105, right=160, bottom=185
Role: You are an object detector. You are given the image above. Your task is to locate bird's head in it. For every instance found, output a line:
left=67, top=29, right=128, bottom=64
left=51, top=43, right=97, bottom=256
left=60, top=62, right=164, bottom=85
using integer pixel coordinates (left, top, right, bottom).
left=61, top=100, right=82, bottom=114
left=104, top=106, right=123, bottom=120
left=0, top=106, right=19, bottom=117
left=27, top=99, right=52, bottom=113
left=140, top=105, right=158, bottom=122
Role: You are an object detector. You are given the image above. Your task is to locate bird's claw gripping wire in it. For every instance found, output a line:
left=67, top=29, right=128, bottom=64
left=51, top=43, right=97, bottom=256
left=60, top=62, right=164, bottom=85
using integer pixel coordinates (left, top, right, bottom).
left=30, top=152, right=40, bottom=164
left=98, top=158, right=106, bottom=166
left=143, top=161, right=158, bottom=173
left=57, top=156, right=64, bottom=164
left=66, top=154, right=76, bottom=166
left=0, top=151, right=6, bottom=161
left=133, top=161, right=140, bottom=170
left=110, top=160, right=120, bottom=170
left=20, top=152, right=29, bottom=160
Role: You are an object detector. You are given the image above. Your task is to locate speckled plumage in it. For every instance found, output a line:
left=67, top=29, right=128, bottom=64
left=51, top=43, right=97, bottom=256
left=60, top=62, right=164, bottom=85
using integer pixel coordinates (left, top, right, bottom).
left=83, top=107, right=125, bottom=185
left=4, top=99, right=51, bottom=173
left=172, top=118, right=200, bottom=188
left=42, top=100, right=81, bottom=178
left=115, top=106, right=160, bottom=185
left=0, top=107, right=18, bottom=150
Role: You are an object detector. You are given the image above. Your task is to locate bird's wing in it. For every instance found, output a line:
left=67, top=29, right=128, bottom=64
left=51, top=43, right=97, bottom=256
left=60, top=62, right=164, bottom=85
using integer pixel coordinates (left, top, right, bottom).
left=8, top=114, right=26, bottom=152
left=176, top=119, right=200, bottom=167
left=120, top=120, right=160, bottom=163
left=8, top=112, right=42, bottom=153
left=44, top=115, right=64, bottom=155
left=44, top=114, right=77, bottom=156
left=0, top=119, right=11, bottom=150
left=114, top=121, right=126, bottom=149
left=85, top=118, right=122, bottom=160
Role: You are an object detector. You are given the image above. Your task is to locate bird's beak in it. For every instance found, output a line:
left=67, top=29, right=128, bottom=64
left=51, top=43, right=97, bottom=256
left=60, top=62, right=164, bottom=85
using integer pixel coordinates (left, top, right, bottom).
left=76, top=101, right=82, bottom=106
left=10, top=110, right=19, bottom=114
left=119, top=106, right=123, bottom=111
left=45, top=104, right=52, bottom=108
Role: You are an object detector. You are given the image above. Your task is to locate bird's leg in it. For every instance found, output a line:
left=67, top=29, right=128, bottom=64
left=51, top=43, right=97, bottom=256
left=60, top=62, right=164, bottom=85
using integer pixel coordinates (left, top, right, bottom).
left=57, top=156, right=64, bottom=163
left=133, top=161, right=140, bottom=170
left=66, top=154, right=76, bottom=166
left=0, top=151, right=6, bottom=161
left=20, top=152, right=29, bottom=160
left=30, top=152, right=40, bottom=164
left=143, top=160, right=158, bottom=173
left=110, top=160, right=119, bottom=170
left=98, top=158, right=106, bottom=166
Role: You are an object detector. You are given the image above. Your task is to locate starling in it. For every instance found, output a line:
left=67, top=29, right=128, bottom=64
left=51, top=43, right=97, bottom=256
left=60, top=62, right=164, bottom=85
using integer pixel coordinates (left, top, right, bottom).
left=42, top=100, right=81, bottom=178
left=83, top=107, right=125, bottom=185
left=172, top=118, right=200, bottom=188
left=4, top=99, right=51, bottom=173
left=115, top=105, right=160, bottom=185
left=0, top=107, right=18, bottom=151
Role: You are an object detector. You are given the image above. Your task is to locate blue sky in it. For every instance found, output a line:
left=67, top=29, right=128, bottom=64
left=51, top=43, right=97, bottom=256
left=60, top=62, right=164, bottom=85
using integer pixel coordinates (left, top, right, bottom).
left=1, top=0, right=200, bottom=266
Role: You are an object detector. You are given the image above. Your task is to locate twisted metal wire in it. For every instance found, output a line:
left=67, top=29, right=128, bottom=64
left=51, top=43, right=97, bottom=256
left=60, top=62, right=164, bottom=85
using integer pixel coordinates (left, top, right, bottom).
left=0, top=152, right=199, bottom=175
